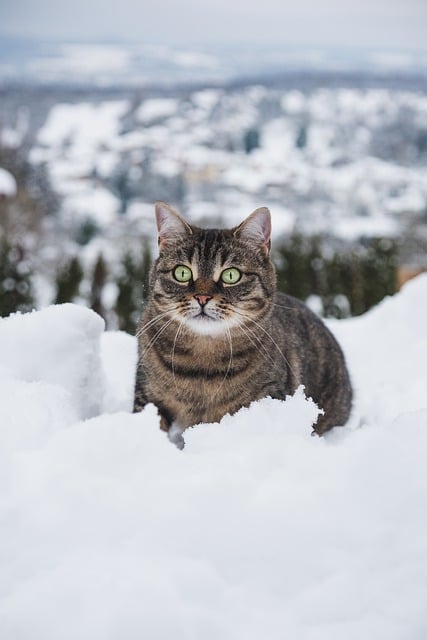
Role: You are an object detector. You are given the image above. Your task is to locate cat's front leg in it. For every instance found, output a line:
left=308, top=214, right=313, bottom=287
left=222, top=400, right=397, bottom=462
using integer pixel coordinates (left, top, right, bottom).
left=133, top=394, right=146, bottom=413
left=133, top=362, right=147, bottom=413
left=167, top=421, right=185, bottom=450
left=157, top=406, right=185, bottom=449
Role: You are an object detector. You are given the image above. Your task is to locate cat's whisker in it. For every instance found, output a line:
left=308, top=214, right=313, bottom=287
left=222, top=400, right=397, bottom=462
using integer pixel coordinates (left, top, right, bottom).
left=237, top=323, right=284, bottom=376
left=239, top=318, right=288, bottom=372
left=171, top=321, right=184, bottom=395
left=232, top=307, right=298, bottom=378
left=136, top=308, right=177, bottom=338
left=139, top=317, right=176, bottom=362
left=211, top=327, right=234, bottom=400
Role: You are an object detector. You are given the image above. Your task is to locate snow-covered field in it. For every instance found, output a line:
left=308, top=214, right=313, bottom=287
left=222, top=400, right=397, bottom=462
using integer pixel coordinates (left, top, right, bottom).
left=1, top=275, right=427, bottom=639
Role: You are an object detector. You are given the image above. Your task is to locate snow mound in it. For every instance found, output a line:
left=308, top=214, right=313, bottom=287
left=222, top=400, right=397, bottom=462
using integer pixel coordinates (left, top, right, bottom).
left=0, top=305, right=105, bottom=453
left=1, top=277, right=427, bottom=639
left=331, top=272, right=427, bottom=425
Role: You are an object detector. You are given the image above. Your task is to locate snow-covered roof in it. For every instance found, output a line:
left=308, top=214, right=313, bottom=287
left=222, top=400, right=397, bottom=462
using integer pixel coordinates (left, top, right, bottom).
left=0, top=167, right=17, bottom=197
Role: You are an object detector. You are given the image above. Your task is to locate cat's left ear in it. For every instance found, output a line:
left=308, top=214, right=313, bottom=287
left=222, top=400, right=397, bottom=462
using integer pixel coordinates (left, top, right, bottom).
left=234, top=207, right=271, bottom=255
left=155, top=202, right=193, bottom=247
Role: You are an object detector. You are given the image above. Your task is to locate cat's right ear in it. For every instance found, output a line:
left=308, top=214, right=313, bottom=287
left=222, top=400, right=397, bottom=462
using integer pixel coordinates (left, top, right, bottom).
left=155, top=202, right=192, bottom=247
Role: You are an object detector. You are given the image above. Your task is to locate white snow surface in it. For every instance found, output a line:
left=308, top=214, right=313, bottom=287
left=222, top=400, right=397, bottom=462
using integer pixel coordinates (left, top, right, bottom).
left=136, top=98, right=179, bottom=124
left=1, top=277, right=427, bottom=639
left=0, top=167, right=17, bottom=197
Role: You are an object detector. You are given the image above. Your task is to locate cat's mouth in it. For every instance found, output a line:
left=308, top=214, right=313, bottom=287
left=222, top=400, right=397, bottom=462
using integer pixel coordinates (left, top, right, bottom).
left=183, top=303, right=232, bottom=335
left=188, top=299, right=220, bottom=322
left=192, top=310, right=219, bottom=323
left=194, top=308, right=214, bottom=319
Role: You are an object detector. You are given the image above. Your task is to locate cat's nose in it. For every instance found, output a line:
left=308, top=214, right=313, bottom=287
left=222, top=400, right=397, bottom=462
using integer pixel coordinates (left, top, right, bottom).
left=194, top=294, right=213, bottom=307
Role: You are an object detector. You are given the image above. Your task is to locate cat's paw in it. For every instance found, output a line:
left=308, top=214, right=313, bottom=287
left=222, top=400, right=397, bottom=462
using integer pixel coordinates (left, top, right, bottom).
left=168, top=423, right=185, bottom=450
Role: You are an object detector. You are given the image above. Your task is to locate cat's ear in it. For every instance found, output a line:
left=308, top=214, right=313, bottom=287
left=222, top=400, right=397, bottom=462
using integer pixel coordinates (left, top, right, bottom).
left=234, top=207, right=271, bottom=254
left=155, top=202, right=192, bottom=247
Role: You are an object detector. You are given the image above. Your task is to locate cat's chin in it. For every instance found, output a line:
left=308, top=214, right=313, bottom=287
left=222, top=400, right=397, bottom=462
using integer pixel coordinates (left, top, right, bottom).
left=184, top=316, right=237, bottom=337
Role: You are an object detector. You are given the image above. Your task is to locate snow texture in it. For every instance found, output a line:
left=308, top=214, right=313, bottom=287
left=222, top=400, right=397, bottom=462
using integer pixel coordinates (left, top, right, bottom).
left=0, top=167, right=17, bottom=197
left=1, top=277, right=427, bottom=639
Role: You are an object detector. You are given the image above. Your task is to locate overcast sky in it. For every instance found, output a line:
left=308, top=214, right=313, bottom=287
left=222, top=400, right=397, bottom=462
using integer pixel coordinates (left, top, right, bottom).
left=1, top=0, right=427, bottom=50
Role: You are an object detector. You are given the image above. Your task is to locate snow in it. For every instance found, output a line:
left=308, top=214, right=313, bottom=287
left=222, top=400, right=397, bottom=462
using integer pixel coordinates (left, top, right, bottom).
left=62, top=185, right=120, bottom=226
left=1, top=276, right=427, bottom=638
left=0, top=168, right=17, bottom=197
left=136, top=98, right=179, bottom=124
left=36, top=101, right=127, bottom=151
left=331, top=274, right=427, bottom=424
left=28, top=86, right=427, bottom=252
left=0, top=304, right=105, bottom=454
left=30, top=44, right=133, bottom=77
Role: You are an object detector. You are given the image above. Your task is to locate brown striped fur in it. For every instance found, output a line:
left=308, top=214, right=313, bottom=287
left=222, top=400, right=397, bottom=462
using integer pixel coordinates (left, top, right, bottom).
left=134, top=203, right=352, bottom=438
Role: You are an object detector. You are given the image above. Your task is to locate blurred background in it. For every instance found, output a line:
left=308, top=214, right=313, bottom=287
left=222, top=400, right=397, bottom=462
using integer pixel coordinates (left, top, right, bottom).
left=1, top=0, right=427, bottom=331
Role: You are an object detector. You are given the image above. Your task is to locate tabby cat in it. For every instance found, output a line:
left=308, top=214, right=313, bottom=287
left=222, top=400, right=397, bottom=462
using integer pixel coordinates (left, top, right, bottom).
left=134, top=202, right=352, bottom=442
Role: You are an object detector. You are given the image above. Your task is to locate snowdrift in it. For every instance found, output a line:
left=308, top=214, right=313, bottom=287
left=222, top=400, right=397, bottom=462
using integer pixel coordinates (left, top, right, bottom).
left=1, top=276, right=427, bottom=639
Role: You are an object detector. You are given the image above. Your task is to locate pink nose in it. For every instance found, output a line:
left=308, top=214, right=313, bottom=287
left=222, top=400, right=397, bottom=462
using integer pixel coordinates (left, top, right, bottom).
left=194, top=294, right=213, bottom=306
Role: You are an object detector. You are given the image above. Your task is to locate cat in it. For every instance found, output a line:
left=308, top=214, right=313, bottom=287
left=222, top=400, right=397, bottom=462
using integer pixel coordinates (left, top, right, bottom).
left=134, top=202, right=352, bottom=443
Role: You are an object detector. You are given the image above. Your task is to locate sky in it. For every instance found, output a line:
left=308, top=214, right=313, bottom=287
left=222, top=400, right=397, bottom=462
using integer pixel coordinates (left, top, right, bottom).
left=1, top=0, right=427, bottom=51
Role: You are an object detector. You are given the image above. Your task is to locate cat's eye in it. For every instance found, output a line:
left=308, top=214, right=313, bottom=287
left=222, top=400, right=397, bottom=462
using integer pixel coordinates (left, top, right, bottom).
left=221, top=267, right=242, bottom=285
left=173, top=265, right=192, bottom=283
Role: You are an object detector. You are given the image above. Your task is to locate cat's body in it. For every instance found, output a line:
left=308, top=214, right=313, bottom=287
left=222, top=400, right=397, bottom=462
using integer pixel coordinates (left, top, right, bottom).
left=134, top=203, right=352, bottom=438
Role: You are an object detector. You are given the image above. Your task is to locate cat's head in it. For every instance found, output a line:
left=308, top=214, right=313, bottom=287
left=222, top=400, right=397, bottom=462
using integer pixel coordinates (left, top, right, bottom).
left=149, top=202, right=276, bottom=336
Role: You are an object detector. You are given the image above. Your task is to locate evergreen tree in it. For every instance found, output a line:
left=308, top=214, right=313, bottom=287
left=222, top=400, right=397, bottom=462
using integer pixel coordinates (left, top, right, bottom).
left=75, top=218, right=99, bottom=246
left=116, top=252, right=139, bottom=334
left=295, top=124, right=308, bottom=149
left=90, top=253, right=108, bottom=319
left=0, top=240, right=34, bottom=317
left=274, top=234, right=397, bottom=319
left=54, top=256, right=84, bottom=304
left=274, top=233, right=312, bottom=301
left=111, top=168, right=131, bottom=214
left=307, top=235, right=325, bottom=296
left=115, top=244, right=153, bottom=334
left=323, top=252, right=349, bottom=318
left=243, top=128, right=260, bottom=154
left=361, top=239, right=397, bottom=311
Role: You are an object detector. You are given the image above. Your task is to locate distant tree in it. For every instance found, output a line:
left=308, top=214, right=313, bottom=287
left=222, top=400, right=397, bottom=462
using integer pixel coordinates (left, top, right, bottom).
left=90, top=253, right=108, bottom=319
left=295, top=124, right=308, bottom=149
left=361, top=238, right=397, bottom=311
left=275, top=233, right=312, bottom=301
left=307, top=236, right=325, bottom=295
left=243, top=128, right=260, bottom=154
left=54, top=256, right=84, bottom=304
left=0, top=146, right=60, bottom=246
left=115, top=244, right=152, bottom=334
left=26, top=161, right=60, bottom=217
left=111, top=167, right=131, bottom=214
left=75, top=218, right=99, bottom=246
left=274, top=234, right=398, bottom=319
left=0, top=240, right=34, bottom=317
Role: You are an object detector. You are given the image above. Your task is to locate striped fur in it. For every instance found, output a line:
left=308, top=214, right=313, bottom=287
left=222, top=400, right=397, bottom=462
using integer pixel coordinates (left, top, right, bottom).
left=134, top=203, right=352, bottom=437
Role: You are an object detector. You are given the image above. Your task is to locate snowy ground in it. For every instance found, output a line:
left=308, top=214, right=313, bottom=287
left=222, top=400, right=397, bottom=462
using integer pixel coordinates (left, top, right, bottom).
left=1, top=276, right=427, bottom=639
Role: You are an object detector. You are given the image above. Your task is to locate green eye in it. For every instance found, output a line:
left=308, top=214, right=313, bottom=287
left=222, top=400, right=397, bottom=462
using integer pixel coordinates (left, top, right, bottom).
left=221, top=267, right=241, bottom=284
left=173, top=265, right=192, bottom=282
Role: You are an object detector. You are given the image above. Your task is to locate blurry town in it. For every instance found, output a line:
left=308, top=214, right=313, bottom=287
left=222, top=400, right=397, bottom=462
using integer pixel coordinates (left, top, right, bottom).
left=1, top=41, right=427, bottom=332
